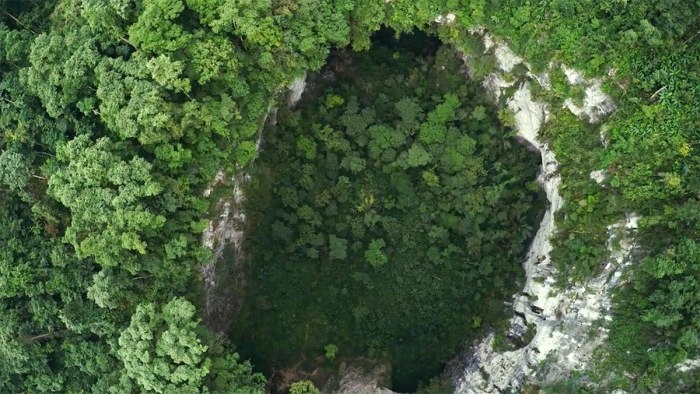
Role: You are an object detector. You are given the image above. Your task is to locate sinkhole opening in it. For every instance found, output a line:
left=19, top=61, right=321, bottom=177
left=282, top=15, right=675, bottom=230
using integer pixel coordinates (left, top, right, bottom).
left=230, top=28, right=546, bottom=393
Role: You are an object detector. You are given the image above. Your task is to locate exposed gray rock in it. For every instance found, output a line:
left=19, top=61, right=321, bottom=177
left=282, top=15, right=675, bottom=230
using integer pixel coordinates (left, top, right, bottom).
left=288, top=73, right=307, bottom=107
left=199, top=172, right=248, bottom=334
left=676, top=358, right=700, bottom=373
left=562, top=65, right=585, bottom=85
left=434, top=13, right=457, bottom=25
left=590, top=170, right=607, bottom=184
left=325, top=364, right=396, bottom=394
left=563, top=80, right=616, bottom=123
left=494, top=44, right=523, bottom=73
left=450, top=31, right=630, bottom=393
left=200, top=74, right=308, bottom=334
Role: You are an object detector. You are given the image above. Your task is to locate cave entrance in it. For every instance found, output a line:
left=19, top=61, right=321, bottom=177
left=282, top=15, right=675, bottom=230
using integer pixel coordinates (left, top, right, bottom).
left=230, top=28, right=545, bottom=393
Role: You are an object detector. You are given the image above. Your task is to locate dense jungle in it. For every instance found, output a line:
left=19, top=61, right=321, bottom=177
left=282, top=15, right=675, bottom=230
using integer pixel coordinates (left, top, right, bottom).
left=0, top=0, right=697, bottom=393
left=232, top=30, right=544, bottom=392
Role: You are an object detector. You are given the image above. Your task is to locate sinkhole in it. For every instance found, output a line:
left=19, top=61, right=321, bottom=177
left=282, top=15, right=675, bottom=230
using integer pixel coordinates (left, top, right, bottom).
left=230, top=29, right=546, bottom=393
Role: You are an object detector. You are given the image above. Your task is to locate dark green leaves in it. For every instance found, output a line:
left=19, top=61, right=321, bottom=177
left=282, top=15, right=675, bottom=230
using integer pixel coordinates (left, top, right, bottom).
left=233, top=37, right=543, bottom=391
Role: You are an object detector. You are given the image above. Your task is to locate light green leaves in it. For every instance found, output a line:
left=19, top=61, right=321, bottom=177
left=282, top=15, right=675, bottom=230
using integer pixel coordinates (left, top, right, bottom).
left=117, top=297, right=265, bottom=393
left=418, top=94, right=461, bottom=145
left=289, top=380, right=320, bottom=394
left=471, top=105, right=487, bottom=121
left=95, top=57, right=180, bottom=145
left=25, top=29, right=99, bottom=118
left=0, top=150, right=30, bottom=192
left=128, top=0, right=191, bottom=53
left=48, top=135, right=165, bottom=271
left=365, top=238, right=387, bottom=268
left=328, top=235, right=348, bottom=261
left=297, top=135, right=318, bottom=160
left=401, top=143, right=431, bottom=169
left=395, top=97, right=422, bottom=127
left=117, top=298, right=210, bottom=393
left=324, top=343, right=338, bottom=360
left=146, top=55, right=191, bottom=93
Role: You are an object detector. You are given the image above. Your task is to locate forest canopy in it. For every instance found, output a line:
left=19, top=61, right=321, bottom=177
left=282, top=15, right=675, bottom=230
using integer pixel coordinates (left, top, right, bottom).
left=232, top=31, right=543, bottom=391
left=0, top=0, right=698, bottom=392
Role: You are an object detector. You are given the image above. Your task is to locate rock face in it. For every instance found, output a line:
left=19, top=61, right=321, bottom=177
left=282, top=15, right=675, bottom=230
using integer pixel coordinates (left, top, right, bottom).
left=288, top=73, right=307, bottom=107
left=450, top=214, right=638, bottom=393
left=200, top=77, right=307, bottom=334
left=324, top=364, right=395, bottom=394
left=448, top=33, right=629, bottom=393
left=199, top=171, right=249, bottom=334
left=563, top=80, right=617, bottom=123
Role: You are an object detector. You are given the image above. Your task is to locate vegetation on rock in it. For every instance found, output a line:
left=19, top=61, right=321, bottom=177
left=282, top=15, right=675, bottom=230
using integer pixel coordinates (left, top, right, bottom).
left=0, top=0, right=697, bottom=392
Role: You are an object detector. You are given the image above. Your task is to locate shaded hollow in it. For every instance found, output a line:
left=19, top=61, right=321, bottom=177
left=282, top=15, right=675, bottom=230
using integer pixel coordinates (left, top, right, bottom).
left=230, top=29, right=546, bottom=393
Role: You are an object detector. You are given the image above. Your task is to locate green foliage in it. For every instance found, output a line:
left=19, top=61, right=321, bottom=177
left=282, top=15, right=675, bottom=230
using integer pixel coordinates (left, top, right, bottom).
left=328, top=235, right=348, bottom=261
left=117, top=297, right=211, bottom=393
left=290, top=380, right=321, bottom=394
left=0, top=149, right=31, bottom=192
left=1, top=0, right=365, bottom=390
left=604, top=238, right=700, bottom=389
left=325, top=94, right=345, bottom=109
left=324, top=344, right=339, bottom=361
left=0, top=193, right=120, bottom=392
left=233, top=34, right=543, bottom=392
left=365, top=238, right=388, bottom=268
left=206, top=351, right=266, bottom=394
left=117, top=297, right=265, bottom=393
left=47, top=135, right=165, bottom=270
left=2, top=0, right=698, bottom=391
left=128, top=0, right=191, bottom=53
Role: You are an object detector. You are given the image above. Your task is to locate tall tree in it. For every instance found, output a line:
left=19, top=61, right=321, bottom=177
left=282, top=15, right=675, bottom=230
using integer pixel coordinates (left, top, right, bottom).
left=47, top=134, right=165, bottom=272
left=117, top=297, right=264, bottom=393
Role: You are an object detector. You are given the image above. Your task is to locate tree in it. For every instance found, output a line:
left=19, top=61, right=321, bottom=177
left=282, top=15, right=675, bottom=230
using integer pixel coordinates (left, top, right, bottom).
left=127, top=0, right=191, bottom=53
left=86, top=269, right=129, bottom=310
left=205, top=351, right=265, bottom=394
left=290, top=380, right=321, bottom=394
left=400, top=143, right=431, bottom=169
left=117, top=298, right=211, bottom=393
left=0, top=193, right=118, bottom=392
left=324, top=344, right=338, bottom=360
left=637, top=239, right=700, bottom=362
left=0, top=150, right=30, bottom=192
left=25, top=28, right=100, bottom=118
left=0, top=310, right=52, bottom=391
left=365, top=239, right=388, bottom=268
left=348, top=0, right=385, bottom=50
left=95, top=57, right=181, bottom=145
left=146, top=54, right=191, bottom=93
left=47, top=135, right=165, bottom=272
left=117, top=297, right=264, bottom=393
left=328, top=235, right=348, bottom=261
